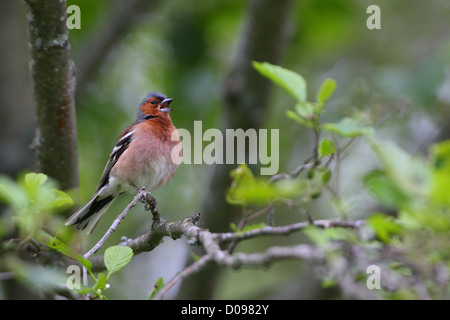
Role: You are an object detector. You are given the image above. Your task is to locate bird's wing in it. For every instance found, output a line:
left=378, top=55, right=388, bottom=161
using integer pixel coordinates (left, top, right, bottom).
left=96, top=126, right=137, bottom=191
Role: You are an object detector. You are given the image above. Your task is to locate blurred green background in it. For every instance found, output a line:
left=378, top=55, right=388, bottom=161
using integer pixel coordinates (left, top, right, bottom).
left=1, top=0, right=449, bottom=299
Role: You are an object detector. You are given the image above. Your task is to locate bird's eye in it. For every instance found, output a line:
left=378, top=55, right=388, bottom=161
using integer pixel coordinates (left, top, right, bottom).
left=150, top=100, right=157, bottom=105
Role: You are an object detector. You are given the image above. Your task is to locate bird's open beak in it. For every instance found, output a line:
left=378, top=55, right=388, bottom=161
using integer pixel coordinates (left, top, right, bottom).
left=160, top=98, right=174, bottom=113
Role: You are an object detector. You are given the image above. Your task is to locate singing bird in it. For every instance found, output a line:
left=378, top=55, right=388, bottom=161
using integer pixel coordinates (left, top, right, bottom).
left=65, top=92, right=181, bottom=234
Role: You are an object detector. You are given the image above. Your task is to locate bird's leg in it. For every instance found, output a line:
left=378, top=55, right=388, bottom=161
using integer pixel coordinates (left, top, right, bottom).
left=130, top=183, right=141, bottom=192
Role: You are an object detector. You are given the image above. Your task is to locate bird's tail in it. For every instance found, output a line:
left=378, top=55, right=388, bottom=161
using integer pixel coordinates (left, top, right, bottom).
left=65, top=192, right=117, bottom=235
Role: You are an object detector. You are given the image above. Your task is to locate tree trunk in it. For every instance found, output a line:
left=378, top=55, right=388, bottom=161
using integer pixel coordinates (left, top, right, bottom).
left=24, top=0, right=79, bottom=193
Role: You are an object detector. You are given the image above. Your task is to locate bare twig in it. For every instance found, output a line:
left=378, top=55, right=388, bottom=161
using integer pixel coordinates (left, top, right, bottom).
left=227, top=205, right=273, bottom=254
left=82, top=188, right=149, bottom=286
left=153, top=254, right=212, bottom=300
left=83, top=189, right=147, bottom=260
left=270, top=159, right=314, bottom=182
left=217, top=219, right=365, bottom=244
left=154, top=243, right=333, bottom=300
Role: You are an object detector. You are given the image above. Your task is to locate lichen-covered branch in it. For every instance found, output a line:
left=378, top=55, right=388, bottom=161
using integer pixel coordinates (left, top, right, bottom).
left=82, top=193, right=364, bottom=288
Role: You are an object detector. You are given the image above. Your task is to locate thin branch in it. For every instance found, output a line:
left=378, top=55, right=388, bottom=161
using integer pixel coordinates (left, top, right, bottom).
left=153, top=254, right=212, bottom=300
left=227, top=205, right=273, bottom=254
left=217, top=219, right=365, bottom=245
left=82, top=188, right=150, bottom=287
left=154, top=243, right=333, bottom=300
left=83, top=189, right=147, bottom=260
left=269, top=158, right=314, bottom=182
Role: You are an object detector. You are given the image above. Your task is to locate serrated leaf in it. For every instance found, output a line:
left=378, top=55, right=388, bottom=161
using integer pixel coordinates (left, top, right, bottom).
left=104, top=246, right=133, bottom=275
left=322, top=117, right=374, bottom=137
left=253, top=61, right=307, bottom=102
left=317, top=78, right=337, bottom=106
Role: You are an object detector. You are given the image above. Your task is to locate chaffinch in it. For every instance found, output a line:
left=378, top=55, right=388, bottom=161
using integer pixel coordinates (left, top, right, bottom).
left=65, top=92, right=181, bottom=234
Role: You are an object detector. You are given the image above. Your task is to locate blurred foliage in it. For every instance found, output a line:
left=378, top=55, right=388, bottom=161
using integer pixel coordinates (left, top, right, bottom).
left=224, top=62, right=450, bottom=299
left=0, top=173, right=72, bottom=237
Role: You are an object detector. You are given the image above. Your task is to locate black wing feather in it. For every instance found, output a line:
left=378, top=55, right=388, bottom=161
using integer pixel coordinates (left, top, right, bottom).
left=96, top=127, right=136, bottom=191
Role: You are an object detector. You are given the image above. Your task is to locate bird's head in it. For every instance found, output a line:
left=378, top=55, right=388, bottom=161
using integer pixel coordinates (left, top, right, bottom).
left=137, top=92, right=174, bottom=122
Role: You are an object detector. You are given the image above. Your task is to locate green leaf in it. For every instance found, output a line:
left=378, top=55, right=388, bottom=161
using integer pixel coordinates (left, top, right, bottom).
left=286, top=110, right=314, bottom=128
left=190, top=252, right=200, bottom=261
left=94, top=272, right=108, bottom=290
left=319, top=138, right=336, bottom=158
left=321, top=169, right=332, bottom=184
left=241, top=222, right=266, bottom=232
left=148, top=277, right=165, bottom=300
left=36, top=230, right=92, bottom=271
left=295, top=102, right=316, bottom=120
left=303, top=227, right=330, bottom=246
left=430, top=140, right=450, bottom=206
left=321, top=276, right=338, bottom=289
left=24, top=173, right=48, bottom=189
left=226, top=164, right=255, bottom=206
left=229, top=222, right=239, bottom=232
left=321, top=117, right=374, bottom=137
left=370, top=140, right=428, bottom=204
left=104, top=246, right=133, bottom=275
left=226, top=164, right=306, bottom=206
left=304, top=226, right=358, bottom=247
left=368, top=213, right=402, bottom=243
left=363, top=170, right=409, bottom=209
left=317, top=78, right=337, bottom=106
left=0, top=175, right=27, bottom=208
left=253, top=61, right=307, bottom=102
left=49, top=189, right=73, bottom=208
